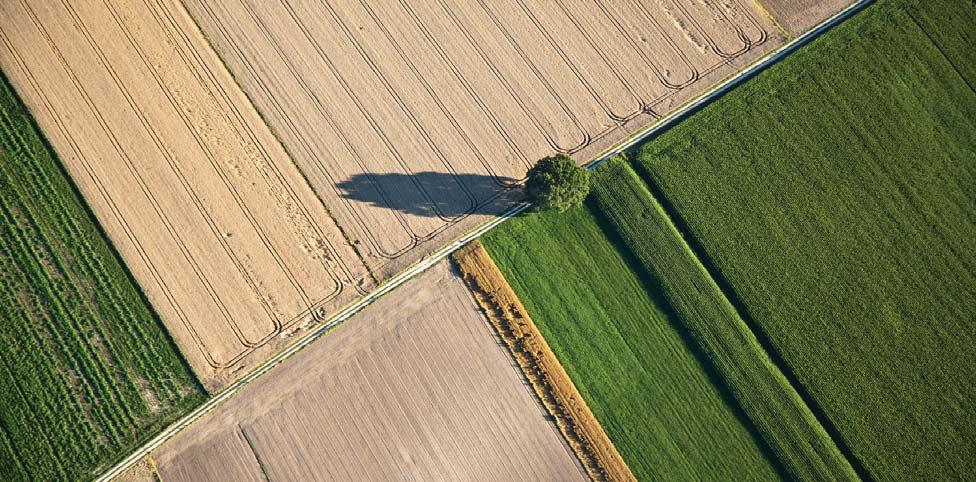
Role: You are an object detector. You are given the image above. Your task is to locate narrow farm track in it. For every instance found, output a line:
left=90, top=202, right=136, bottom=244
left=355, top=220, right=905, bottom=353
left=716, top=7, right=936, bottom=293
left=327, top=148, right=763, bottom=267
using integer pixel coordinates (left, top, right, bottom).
left=96, top=2, right=870, bottom=479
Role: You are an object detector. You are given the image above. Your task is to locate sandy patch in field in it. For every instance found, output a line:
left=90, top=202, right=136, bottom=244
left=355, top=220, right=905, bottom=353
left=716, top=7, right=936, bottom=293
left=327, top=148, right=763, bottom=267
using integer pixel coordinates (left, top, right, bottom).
left=756, top=0, right=856, bottom=36
left=155, top=261, right=585, bottom=481
left=183, top=0, right=786, bottom=278
left=0, top=0, right=369, bottom=390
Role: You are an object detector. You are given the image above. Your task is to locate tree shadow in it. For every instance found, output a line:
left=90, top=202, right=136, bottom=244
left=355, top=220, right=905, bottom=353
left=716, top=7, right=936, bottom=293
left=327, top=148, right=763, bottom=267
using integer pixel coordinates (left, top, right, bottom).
left=337, top=172, right=521, bottom=218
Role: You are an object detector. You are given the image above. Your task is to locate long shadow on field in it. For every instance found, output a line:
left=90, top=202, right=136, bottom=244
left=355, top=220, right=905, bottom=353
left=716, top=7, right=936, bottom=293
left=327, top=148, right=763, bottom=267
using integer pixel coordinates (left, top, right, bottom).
left=337, top=172, right=520, bottom=218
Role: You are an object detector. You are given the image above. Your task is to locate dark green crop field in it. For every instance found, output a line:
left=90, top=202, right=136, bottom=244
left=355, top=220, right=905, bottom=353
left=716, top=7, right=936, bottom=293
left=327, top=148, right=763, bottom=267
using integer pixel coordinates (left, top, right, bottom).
left=631, top=1, right=976, bottom=479
left=482, top=178, right=780, bottom=481
left=588, top=159, right=855, bottom=481
left=0, top=73, right=205, bottom=480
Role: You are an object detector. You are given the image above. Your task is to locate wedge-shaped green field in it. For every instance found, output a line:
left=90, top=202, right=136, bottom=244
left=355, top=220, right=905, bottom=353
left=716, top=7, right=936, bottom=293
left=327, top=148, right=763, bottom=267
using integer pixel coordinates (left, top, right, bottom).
left=631, top=1, right=976, bottom=479
left=483, top=170, right=781, bottom=481
left=0, top=74, right=205, bottom=481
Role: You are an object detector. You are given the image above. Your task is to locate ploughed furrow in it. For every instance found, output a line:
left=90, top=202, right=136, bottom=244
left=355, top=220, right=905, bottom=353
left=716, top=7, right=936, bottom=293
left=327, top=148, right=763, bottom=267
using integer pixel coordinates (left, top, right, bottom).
left=2, top=0, right=369, bottom=390
left=181, top=0, right=780, bottom=278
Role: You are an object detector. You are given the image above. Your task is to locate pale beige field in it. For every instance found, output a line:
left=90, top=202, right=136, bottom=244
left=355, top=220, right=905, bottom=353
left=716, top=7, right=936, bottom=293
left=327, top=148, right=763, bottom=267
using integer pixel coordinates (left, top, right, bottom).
left=758, top=0, right=855, bottom=36
left=155, top=261, right=585, bottom=481
left=0, top=0, right=370, bottom=390
left=184, top=0, right=786, bottom=277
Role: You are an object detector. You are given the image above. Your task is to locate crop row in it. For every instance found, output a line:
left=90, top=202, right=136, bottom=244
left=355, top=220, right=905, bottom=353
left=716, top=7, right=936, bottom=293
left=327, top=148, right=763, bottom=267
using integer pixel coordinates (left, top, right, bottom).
left=0, top=73, right=204, bottom=481
left=626, top=1, right=976, bottom=479
left=588, top=158, right=857, bottom=481
left=482, top=194, right=779, bottom=480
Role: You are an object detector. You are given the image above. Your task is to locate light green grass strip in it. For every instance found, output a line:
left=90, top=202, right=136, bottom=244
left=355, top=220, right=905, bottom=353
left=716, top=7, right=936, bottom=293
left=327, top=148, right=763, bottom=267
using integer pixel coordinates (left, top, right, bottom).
left=484, top=204, right=779, bottom=481
left=590, top=159, right=857, bottom=481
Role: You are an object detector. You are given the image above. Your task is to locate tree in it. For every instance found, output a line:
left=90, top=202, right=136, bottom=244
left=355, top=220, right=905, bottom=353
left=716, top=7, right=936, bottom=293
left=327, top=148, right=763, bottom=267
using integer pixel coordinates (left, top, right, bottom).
left=524, top=154, right=590, bottom=212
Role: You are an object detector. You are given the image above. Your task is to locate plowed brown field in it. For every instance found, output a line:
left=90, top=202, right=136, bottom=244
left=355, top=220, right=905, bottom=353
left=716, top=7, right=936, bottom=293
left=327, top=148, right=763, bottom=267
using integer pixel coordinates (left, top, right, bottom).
left=184, top=0, right=785, bottom=277
left=0, top=0, right=370, bottom=390
left=758, top=0, right=854, bottom=36
left=155, top=261, right=585, bottom=481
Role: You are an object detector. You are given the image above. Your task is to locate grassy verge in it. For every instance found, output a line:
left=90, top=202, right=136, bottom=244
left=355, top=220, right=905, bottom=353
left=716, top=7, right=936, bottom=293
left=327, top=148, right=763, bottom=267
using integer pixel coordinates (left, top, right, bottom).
left=482, top=184, right=779, bottom=480
left=0, top=71, right=205, bottom=481
left=629, top=1, right=976, bottom=479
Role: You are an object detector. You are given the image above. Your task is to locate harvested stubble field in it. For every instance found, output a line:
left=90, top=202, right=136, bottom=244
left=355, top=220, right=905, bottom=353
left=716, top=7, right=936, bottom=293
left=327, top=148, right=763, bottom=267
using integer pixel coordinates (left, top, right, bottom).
left=631, top=1, right=976, bottom=479
left=155, top=261, right=585, bottom=482
left=756, top=0, right=853, bottom=36
left=0, top=72, right=204, bottom=481
left=182, top=0, right=784, bottom=278
left=0, top=0, right=370, bottom=390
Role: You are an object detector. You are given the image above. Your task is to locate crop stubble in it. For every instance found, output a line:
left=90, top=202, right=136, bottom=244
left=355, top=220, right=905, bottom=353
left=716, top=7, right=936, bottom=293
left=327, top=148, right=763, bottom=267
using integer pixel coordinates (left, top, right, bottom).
left=0, top=0, right=369, bottom=390
left=757, top=0, right=854, bottom=36
left=182, top=0, right=784, bottom=277
left=155, top=261, right=586, bottom=481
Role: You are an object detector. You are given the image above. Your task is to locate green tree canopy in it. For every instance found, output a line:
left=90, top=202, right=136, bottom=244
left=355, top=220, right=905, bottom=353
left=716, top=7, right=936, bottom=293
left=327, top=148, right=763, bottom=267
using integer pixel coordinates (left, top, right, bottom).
left=525, top=154, right=591, bottom=212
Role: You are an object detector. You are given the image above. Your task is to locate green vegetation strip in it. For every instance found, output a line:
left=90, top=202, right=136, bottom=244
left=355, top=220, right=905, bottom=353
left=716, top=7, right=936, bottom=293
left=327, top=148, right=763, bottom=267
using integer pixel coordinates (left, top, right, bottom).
left=593, top=159, right=856, bottom=480
left=630, top=1, right=976, bottom=479
left=483, top=179, right=780, bottom=480
left=0, top=72, right=205, bottom=481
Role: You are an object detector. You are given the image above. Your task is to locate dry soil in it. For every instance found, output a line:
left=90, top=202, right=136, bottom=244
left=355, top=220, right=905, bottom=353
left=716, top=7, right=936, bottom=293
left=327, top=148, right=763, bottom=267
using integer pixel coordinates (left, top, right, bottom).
left=0, top=0, right=370, bottom=390
left=155, top=261, right=586, bottom=481
left=182, top=0, right=786, bottom=277
left=757, top=0, right=855, bottom=36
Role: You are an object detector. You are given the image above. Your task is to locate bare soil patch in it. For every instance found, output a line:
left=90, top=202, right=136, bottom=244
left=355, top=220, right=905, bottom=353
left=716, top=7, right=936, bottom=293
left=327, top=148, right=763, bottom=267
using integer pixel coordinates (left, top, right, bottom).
left=757, top=0, right=856, bottom=36
left=155, top=261, right=585, bottom=481
left=453, top=241, right=635, bottom=482
left=0, top=0, right=369, bottom=390
left=182, top=0, right=785, bottom=278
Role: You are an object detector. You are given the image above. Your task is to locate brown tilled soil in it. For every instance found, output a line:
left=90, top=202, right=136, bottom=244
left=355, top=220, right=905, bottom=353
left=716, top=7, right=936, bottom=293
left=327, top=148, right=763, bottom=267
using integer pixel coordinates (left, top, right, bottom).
left=183, top=0, right=786, bottom=279
left=0, top=0, right=370, bottom=390
left=154, top=261, right=586, bottom=481
left=453, top=241, right=635, bottom=482
left=757, top=0, right=856, bottom=36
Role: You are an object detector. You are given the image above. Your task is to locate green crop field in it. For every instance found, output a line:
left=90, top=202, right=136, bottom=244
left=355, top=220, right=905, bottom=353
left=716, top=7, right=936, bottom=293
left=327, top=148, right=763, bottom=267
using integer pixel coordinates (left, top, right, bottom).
left=0, top=73, right=205, bottom=480
left=483, top=167, right=782, bottom=481
left=588, top=159, right=855, bottom=481
left=630, top=0, right=976, bottom=479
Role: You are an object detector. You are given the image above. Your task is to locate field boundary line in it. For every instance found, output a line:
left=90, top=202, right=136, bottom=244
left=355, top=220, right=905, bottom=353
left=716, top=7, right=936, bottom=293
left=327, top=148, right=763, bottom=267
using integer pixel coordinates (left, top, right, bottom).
left=97, top=1, right=869, bottom=479
left=750, top=0, right=792, bottom=39
left=454, top=241, right=636, bottom=482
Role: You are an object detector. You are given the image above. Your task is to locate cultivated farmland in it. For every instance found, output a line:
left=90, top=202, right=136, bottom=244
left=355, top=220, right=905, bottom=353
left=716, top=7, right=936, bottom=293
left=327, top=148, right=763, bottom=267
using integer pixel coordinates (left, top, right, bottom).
left=631, top=1, right=976, bottom=479
left=182, top=0, right=784, bottom=278
left=589, top=159, right=855, bottom=481
left=482, top=192, right=780, bottom=480
left=155, top=261, right=585, bottom=482
left=0, top=70, right=204, bottom=481
left=757, top=0, right=853, bottom=36
left=0, top=0, right=370, bottom=390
